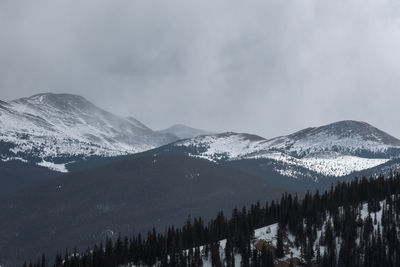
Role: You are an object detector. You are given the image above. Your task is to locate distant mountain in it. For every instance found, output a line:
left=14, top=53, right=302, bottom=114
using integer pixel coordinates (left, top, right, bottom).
left=0, top=93, right=182, bottom=195
left=0, top=93, right=178, bottom=170
left=0, top=154, right=283, bottom=266
left=2, top=94, right=400, bottom=195
left=146, top=121, right=400, bottom=187
left=264, top=120, right=400, bottom=158
left=158, top=124, right=213, bottom=139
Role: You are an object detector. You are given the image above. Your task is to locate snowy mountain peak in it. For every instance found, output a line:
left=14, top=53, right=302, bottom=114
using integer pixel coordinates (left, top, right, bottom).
left=172, top=121, right=400, bottom=177
left=266, top=120, right=400, bottom=157
left=0, top=93, right=178, bottom=171
left=288, top=120, right=400, bottom=146
left=12, top=93, right=94, bottom=110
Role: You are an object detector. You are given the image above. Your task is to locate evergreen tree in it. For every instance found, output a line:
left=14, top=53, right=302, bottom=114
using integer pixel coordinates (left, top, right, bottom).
left=275, top=224, right=285, bottom=258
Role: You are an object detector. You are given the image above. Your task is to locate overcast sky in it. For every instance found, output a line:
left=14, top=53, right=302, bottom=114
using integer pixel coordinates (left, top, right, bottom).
left=1, top=0, right=400, bottom=138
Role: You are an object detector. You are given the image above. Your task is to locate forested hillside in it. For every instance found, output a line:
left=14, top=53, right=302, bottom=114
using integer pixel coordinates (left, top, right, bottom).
left=23, top=173, right=400, bottom=267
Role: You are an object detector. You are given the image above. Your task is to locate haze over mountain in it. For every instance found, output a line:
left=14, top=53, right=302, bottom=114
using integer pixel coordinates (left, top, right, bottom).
left=2, top=0, right=400, bottom=140
left=158, top=124, right=212, bottom=139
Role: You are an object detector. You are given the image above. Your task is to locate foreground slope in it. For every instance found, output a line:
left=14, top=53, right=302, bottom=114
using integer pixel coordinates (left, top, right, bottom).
left=34, top=174, right=400, bottom=267
left=0, top=154, right=283, bottom=266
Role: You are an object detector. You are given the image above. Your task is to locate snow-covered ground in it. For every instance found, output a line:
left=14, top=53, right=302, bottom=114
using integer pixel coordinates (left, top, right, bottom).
left=176, top=133, right=266, bottom=161
left=249, top=152, right=389, bottom=177
left=37, top=160, right=68, bottom=173
left=253, top=223, right=301, bottom=261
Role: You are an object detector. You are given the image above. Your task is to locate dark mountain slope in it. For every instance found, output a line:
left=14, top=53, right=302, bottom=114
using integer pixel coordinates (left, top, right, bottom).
left=0, top=154, right=283, bottom=266
left=0, top=160, right=59, bottom=195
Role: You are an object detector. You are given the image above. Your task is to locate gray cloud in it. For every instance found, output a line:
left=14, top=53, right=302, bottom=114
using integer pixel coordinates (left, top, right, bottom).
left=1, top=0, right=400, bottom=138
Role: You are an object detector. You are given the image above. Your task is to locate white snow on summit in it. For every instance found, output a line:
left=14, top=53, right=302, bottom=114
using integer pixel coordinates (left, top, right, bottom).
left=176, top=133, right=266, bottom=161
left=1, top=95, right=398, bottom=178
left=0, top=93, right=177, bottom=171
left=173, top=121, right=400, bottom=177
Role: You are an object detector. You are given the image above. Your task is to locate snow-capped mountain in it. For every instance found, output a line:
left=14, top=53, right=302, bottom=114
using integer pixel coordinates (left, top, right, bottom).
left=168, top=121, right=400, bottom=178
left=0, top=93, right=178, bottom=172
left=2, top=93, right=399, bottom=191
left=264, top=120, right=400, bottom=157
left=158, top=124, right=212, bottom=139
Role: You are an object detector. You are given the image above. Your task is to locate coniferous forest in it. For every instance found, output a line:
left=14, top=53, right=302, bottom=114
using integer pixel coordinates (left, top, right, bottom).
left=23, top=173, right=400, bottom=267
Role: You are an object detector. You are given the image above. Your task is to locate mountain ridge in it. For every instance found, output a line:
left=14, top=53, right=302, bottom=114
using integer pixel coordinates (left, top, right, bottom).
left=2, top=93, right=400, bottom=194
left=0, top=92, right=178, bottom=164
left=158, top=124, right=213, bottom=139
left=149, top=120, right=400, bottom=179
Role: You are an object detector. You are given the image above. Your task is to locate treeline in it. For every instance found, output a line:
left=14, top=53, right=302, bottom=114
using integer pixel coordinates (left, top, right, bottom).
left=23, top=173, right=400, bottom=266
left=283, top=174, right=400, bottom=267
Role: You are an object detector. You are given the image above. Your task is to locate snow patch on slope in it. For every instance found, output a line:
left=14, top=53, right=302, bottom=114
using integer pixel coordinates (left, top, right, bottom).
left=250, top=152, right=389, bottom=177
left=0, top=156, right=28, bottom=163
left=37, top=160, right=68, bottom=173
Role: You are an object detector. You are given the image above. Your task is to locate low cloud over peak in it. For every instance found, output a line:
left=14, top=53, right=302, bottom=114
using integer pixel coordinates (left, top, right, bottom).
left=1, top=0, right=400, bottom=138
